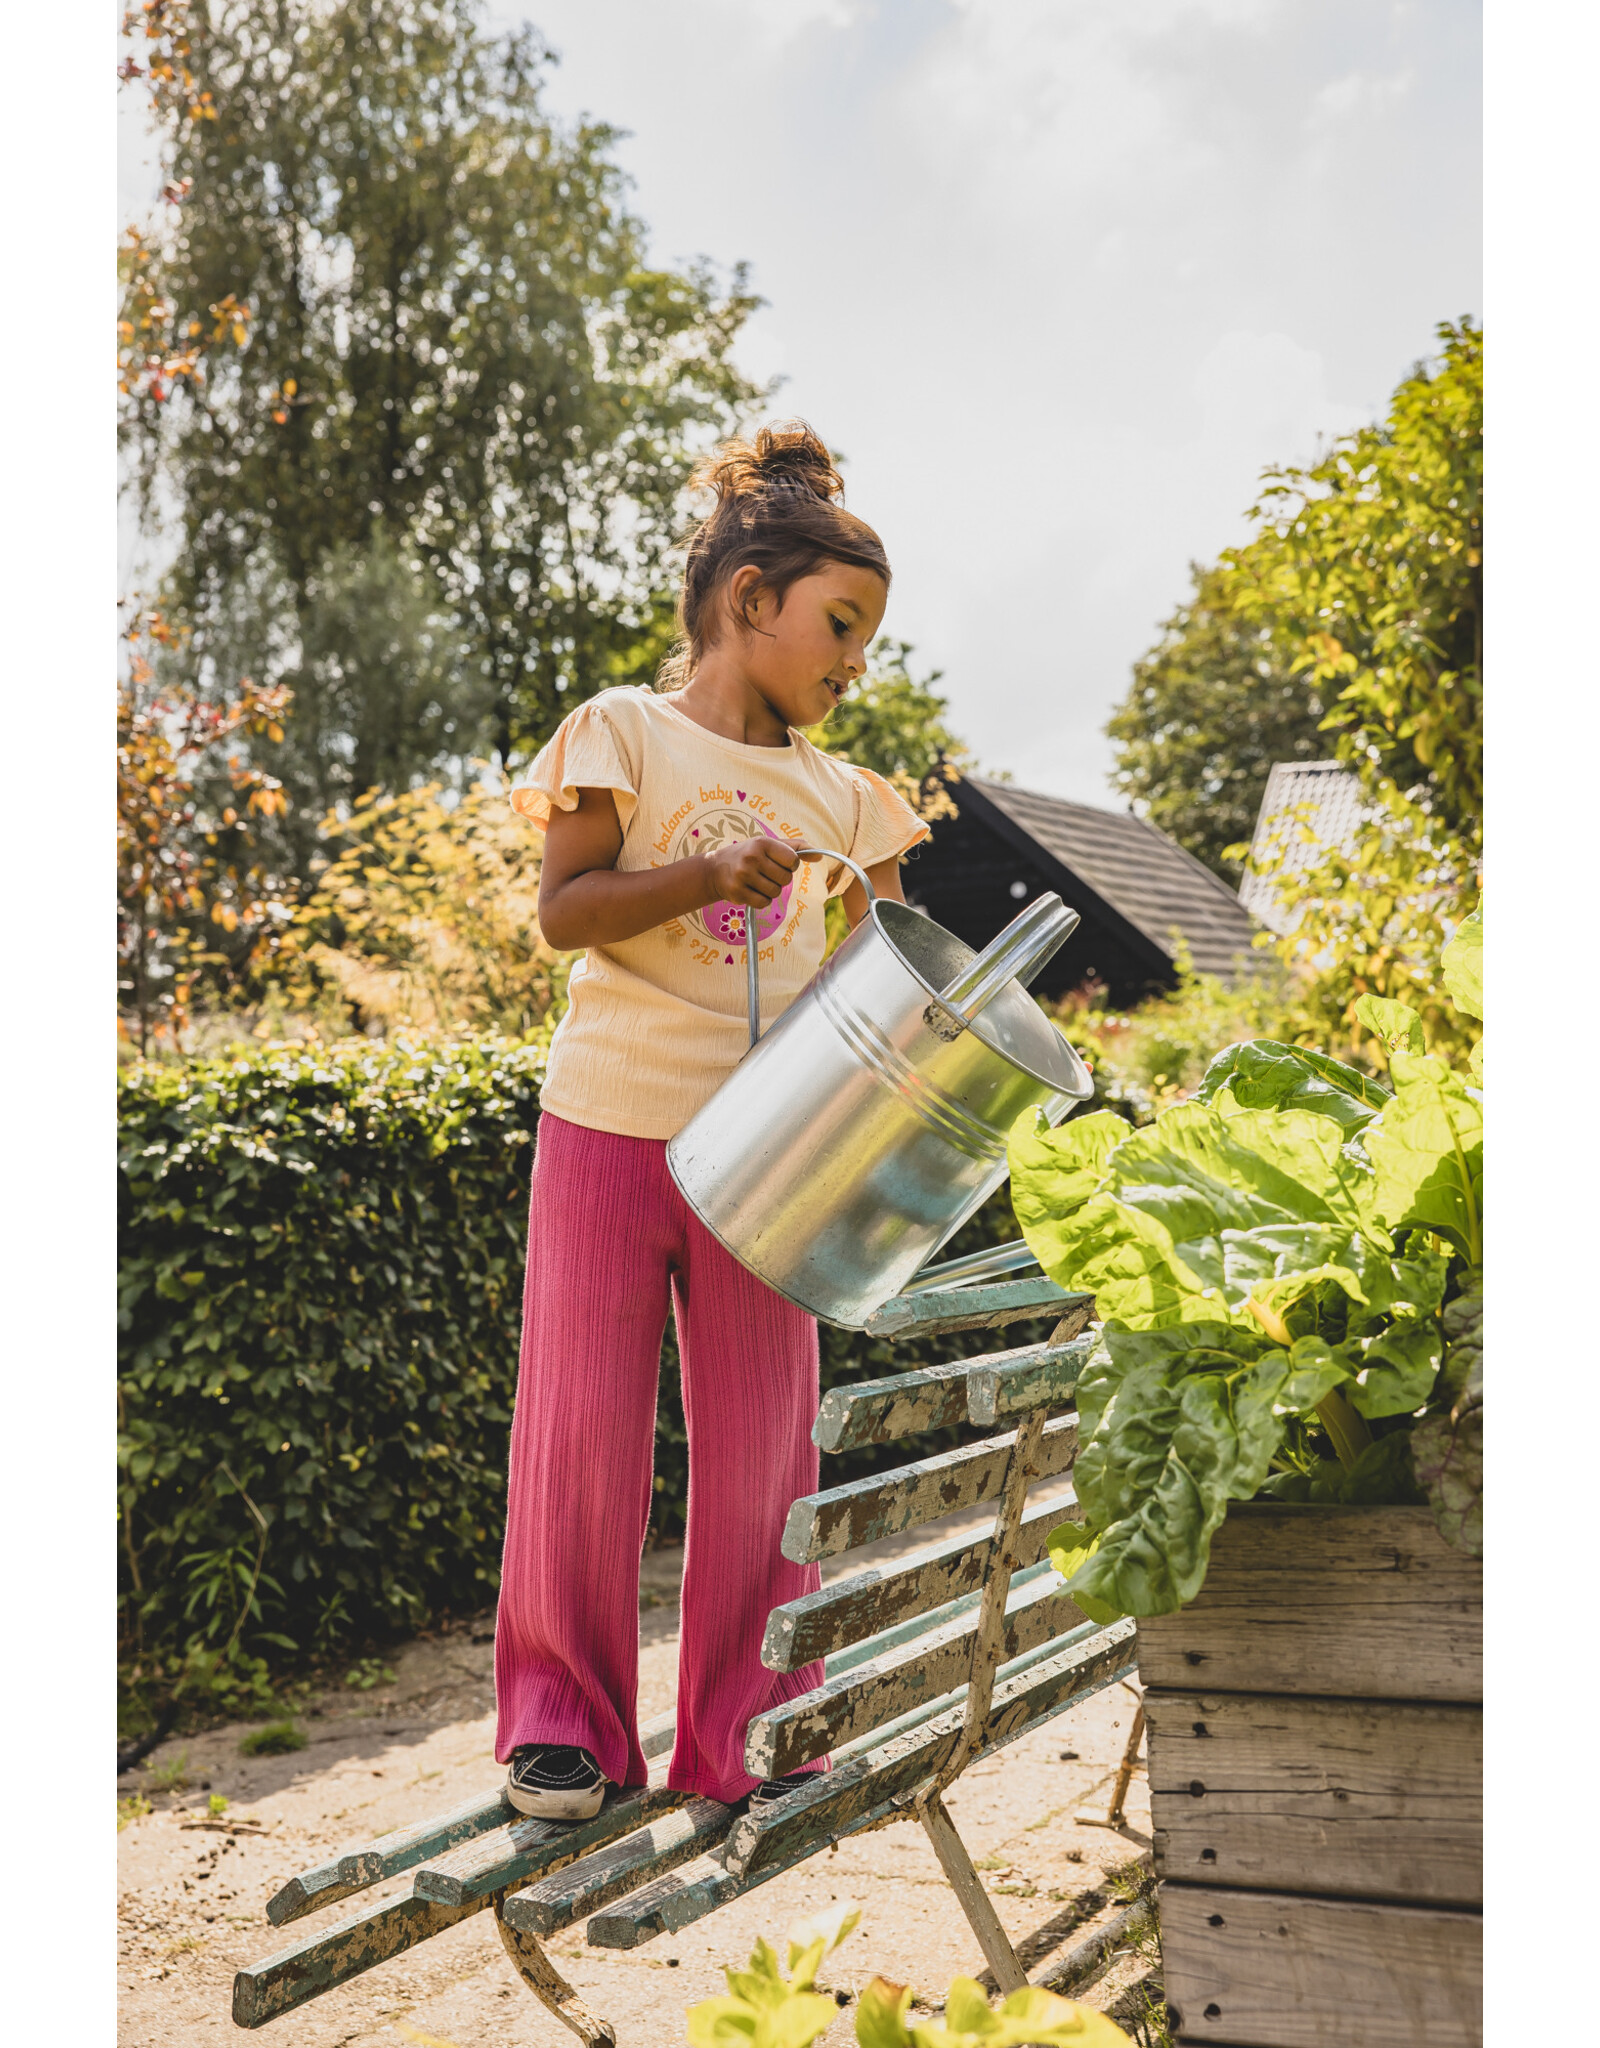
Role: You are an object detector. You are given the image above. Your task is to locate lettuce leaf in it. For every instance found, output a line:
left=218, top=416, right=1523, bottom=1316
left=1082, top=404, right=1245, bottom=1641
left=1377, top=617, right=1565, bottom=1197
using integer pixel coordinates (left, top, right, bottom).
left=1062, top=1322, right=1289, bottom=1616
left=1365, top=1052, right=1483, bottom=1260
left=1442, top=907, right=1483, bottom=1021
left=1355, top=993, right=1426, bottom=1055
left=1011, top=1095, right=1401, bottom=1334
left=1009, top=1108, right=1129, bottom=1277
left=1195, top=1039, right=1391, bottom=1133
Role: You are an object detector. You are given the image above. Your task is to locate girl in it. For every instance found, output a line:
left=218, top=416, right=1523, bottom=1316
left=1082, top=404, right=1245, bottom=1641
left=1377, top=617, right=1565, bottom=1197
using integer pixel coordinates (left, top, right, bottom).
left=496, top=422, right=930, bottom=1818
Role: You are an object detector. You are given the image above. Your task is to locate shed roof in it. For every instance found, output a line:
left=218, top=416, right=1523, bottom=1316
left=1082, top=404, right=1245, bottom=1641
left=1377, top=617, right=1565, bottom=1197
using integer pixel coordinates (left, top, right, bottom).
left=956, top=774, right=1260, bottom=980
left=1238, top=761, right=1365, bottom=935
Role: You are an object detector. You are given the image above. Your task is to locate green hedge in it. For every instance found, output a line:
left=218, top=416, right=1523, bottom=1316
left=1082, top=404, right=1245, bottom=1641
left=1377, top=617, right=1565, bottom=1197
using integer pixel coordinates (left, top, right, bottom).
left=118, top=1034, right=1053, bottom=1683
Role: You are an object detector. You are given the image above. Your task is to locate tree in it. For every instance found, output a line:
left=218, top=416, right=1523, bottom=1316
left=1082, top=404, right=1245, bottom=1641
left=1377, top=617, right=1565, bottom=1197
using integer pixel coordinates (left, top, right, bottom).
left=118, top=609, right=293, bottom=1052
left=124, top=0, right=761, bottom=852
left=1106, top=564, right=1327, bottom=879
left=280, top=780, right=566, bottom=1037
left=1226, top=318, right=1482, bottom=851
left=1227, top=320, right=1483, bottom=1059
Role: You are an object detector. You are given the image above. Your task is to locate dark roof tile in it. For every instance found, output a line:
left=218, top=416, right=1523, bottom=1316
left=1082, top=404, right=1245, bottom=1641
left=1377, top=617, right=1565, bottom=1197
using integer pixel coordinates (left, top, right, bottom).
left=962, top=775, right=1259, bottom=979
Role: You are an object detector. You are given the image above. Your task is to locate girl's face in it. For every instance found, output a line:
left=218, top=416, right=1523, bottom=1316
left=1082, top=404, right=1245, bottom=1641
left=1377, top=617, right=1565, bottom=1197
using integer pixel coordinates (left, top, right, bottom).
left=722, top=561, right=889, bottom=728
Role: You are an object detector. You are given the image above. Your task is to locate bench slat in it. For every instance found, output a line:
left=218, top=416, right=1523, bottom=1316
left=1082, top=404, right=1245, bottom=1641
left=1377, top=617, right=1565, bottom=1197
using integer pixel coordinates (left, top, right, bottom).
left=729, top=1618, right=1137, bottom=1878
left=812, top=1339, right=1071, bottom=1455
left=412, top=1779, right=684, bottom=1908
left=762, top=1491, right=1078, bottom=1671
left=967, top=1335, right=1094, bottom=1428
left=589, top=1619, right=1138, bottom=1948
left=747, top=1579, right=1092, bottom=1777
left=865, top=1281, right=1091, bottom=1341
left=783, top=1416, right=1078, bottom=1562
left=234, top=1887, right=485, bottom=2027
left=502, top=1796, right=737, bottom=1938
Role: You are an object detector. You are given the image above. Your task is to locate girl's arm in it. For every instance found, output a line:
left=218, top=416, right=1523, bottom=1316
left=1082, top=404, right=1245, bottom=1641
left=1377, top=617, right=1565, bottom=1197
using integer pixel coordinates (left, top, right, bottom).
left=538, top=787, right=903, bottom=949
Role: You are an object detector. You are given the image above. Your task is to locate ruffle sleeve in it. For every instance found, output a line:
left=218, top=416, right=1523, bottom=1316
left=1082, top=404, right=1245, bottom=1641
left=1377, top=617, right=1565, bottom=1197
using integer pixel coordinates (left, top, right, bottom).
left=833, top=764, right=931, bottom=890
left=509, top=694, right=640, bottom=836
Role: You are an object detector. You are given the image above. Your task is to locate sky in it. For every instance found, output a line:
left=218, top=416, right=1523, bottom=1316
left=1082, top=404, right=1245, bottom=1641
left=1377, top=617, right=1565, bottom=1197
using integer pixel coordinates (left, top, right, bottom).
left=121, top=0, right=1482, bottom=804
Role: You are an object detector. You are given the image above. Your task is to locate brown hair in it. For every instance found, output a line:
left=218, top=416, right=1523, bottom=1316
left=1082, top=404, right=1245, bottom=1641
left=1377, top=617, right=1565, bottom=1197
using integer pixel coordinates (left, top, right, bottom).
left=658, top=420, right=890, bottom=687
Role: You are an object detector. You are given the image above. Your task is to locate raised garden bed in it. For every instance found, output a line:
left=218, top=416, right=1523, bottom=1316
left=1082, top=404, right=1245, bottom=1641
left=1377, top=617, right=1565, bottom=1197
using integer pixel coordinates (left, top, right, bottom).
left=1137, top=1502, right=1482, bottom=2048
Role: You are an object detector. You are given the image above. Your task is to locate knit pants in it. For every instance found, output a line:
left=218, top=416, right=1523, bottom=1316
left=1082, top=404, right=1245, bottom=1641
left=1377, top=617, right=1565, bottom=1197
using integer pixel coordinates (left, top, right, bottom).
left=493, top=1111, right=828, bottom=1801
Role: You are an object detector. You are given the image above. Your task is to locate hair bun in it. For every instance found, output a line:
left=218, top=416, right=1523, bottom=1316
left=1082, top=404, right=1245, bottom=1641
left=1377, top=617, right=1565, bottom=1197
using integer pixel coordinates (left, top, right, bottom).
left=689, top=419, right=844, bottom=506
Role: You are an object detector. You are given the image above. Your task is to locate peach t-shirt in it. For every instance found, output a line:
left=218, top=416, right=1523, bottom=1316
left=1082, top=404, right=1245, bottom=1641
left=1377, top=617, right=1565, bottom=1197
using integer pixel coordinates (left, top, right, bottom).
left=511, top=686, right=930, bottom=1139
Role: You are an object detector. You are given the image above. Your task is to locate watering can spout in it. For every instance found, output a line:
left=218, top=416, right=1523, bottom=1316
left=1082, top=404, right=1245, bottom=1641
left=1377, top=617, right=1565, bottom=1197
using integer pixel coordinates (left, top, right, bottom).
left=935, top=893, right=1080, bottom=1024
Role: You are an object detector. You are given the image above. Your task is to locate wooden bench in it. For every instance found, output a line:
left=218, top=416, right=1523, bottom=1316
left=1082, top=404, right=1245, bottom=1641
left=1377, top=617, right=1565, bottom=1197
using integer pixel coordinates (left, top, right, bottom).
left=232, top=1276, right=1135, bottom=2040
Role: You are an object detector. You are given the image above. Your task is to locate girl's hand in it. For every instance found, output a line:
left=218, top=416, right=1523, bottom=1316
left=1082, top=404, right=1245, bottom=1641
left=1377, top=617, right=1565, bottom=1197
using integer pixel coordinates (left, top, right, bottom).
left=704, top=837, right=800, bottom=909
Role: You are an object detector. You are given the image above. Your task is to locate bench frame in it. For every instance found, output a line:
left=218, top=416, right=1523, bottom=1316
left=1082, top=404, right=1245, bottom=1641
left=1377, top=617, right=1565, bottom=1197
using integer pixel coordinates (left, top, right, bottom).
left=232, top=1278, right=1127, bottom=2039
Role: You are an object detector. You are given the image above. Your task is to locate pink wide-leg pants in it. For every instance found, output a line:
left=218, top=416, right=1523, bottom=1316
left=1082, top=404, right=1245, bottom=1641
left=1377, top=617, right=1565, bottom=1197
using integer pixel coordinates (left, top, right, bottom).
left=493, top=1112, right=828, bottom=1801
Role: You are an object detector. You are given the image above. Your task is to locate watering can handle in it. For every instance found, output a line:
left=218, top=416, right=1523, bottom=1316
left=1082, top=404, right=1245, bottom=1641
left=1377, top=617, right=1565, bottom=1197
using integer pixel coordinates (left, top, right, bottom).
left=745, top=846, right=873, bottom=1050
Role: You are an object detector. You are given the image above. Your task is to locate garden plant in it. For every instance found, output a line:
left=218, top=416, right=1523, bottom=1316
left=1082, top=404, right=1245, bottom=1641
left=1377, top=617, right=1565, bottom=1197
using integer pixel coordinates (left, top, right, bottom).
left=684, top=1909, right=1134, bottom=2047
left=1008, top=908, right=1482, bottom=1621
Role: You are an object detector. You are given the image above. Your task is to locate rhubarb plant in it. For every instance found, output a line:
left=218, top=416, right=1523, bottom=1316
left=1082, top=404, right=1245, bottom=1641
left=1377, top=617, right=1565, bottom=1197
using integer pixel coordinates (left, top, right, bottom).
left=1012, top=908, right=1482, bottom=1620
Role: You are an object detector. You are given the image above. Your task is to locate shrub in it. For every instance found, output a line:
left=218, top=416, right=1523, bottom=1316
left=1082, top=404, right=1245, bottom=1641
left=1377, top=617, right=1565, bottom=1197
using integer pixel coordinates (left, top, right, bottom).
left=120, top=1031, right=1055, bottom=1692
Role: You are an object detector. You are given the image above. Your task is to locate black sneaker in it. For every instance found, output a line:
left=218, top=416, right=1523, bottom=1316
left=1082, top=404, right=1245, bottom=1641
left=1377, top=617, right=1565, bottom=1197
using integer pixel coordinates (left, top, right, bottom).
left=505, top=1743, right=608, bottom=1820
left=749, top=1770, right=817, bottom=1809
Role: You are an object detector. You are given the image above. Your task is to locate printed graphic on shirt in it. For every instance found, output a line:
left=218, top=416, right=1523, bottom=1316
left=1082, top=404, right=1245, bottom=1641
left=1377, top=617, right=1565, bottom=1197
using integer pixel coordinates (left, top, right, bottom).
left=654, top=783, right=819, bottom=969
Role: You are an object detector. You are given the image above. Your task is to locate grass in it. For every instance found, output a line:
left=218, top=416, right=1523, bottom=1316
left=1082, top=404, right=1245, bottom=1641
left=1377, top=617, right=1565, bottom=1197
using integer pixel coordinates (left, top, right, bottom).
left=344, top=1658, right=398, bottom=1691
left=117, top=1794, right=152, bottom=1831
left=239, top=1720, right=308, bottom=1757
left=147, top=1747, right=191, bottom=1794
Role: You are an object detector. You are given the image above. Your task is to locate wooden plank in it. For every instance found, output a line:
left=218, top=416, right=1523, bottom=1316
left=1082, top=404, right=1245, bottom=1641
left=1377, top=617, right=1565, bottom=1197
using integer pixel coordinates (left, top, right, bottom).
left=919, top=1790, right=1027, bottom=1993
left=811, top=1338, right=1072, bottom=1455
left=728, top=1619, right=1138, bottom=1878
left=590, top=1619, right=1137, bottom=1950
left=234, top=1887, right=487, bottom=2027
left=265, top=1789, right=512, bottom=1927
left=412, top=1781, right=685, bottom=1908
left=865, top=1281, right=1092, bottom=1341
left=1136, top=1506, right=1482, bottom=1703
left=1160, top=1884, right=1482, bottom=2048
left=747, top=1581, right=1093, bottom=1776
left=783, top=1415, right=1078, bottom=1562
left=967, top=1335, right=1094, bottom=1427
left=584, top=1835, right=815, bottom=1951
left=264, top=1704, right=678, bottom=1926
left=1146, top=1692, right=1481, bottom=1908
left=762, top=1490, right=1079, bottom=1671
left=494, top=1910, right=616, bottom=2045
left=502, top=1797, right=737, bottom=1938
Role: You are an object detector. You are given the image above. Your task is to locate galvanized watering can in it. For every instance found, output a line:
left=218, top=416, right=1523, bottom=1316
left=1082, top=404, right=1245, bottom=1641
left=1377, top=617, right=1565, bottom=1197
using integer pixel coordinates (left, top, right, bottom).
left=665, top=850, right=1093, bottom=1328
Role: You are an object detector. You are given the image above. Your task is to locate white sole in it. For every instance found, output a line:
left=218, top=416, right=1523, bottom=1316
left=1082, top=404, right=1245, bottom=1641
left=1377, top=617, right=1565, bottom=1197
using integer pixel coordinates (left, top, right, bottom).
left=505, top=1776, right=607, bottom=1821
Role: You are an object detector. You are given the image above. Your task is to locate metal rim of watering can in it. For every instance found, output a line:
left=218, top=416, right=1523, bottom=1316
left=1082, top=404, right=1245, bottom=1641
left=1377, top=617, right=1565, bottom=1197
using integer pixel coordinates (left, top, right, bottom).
left=744, top=846, right=875, bottom=1050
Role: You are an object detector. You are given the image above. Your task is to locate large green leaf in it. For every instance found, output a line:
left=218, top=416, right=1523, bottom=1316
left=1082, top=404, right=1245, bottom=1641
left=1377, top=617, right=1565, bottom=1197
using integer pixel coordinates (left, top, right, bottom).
left=1350, top=1317, right=1442, bottom=1418
left=1442, top=906, right=1483, bottom=1021
left=1009, top=1109, right=1130, bottom=1277
left=1354, top=993, right=1426, bottom=1055
left=1195, top=1039, right=1391, bottom=1132
left=1064, top=1323, right=1289, bottom=1616
left=1016, top=1096, right=1398, bottom=1334
left=1365, top=1052, right=1483, bottom=1259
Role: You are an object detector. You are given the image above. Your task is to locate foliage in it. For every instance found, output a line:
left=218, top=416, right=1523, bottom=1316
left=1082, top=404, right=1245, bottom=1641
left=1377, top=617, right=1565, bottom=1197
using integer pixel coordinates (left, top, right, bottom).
left=279, top=781, right=570, bottom=1036
left=1226, top=319, right=1482, bottom=844
left=1107, top=563, right=1325, bottom=879
left=238, top=1720, right=307, bottom=1757
left=119, top=1034, right=1059, bottom=1698
left=118, top=1794, right=154, bottom=1831
left=1239, top=781, right=1480, bottom=1067
left=685, top=1909, right=1131, bottom=2048
left=1014, top=913, right=1484, bottom=1619
left=118, top=608, right=294, bottom=1052
left=123, top=0, right=763, bottom=843
left=1053, top=947, right=1308, bottom=1123
left=118, top=1034, right=548, bottom=1682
